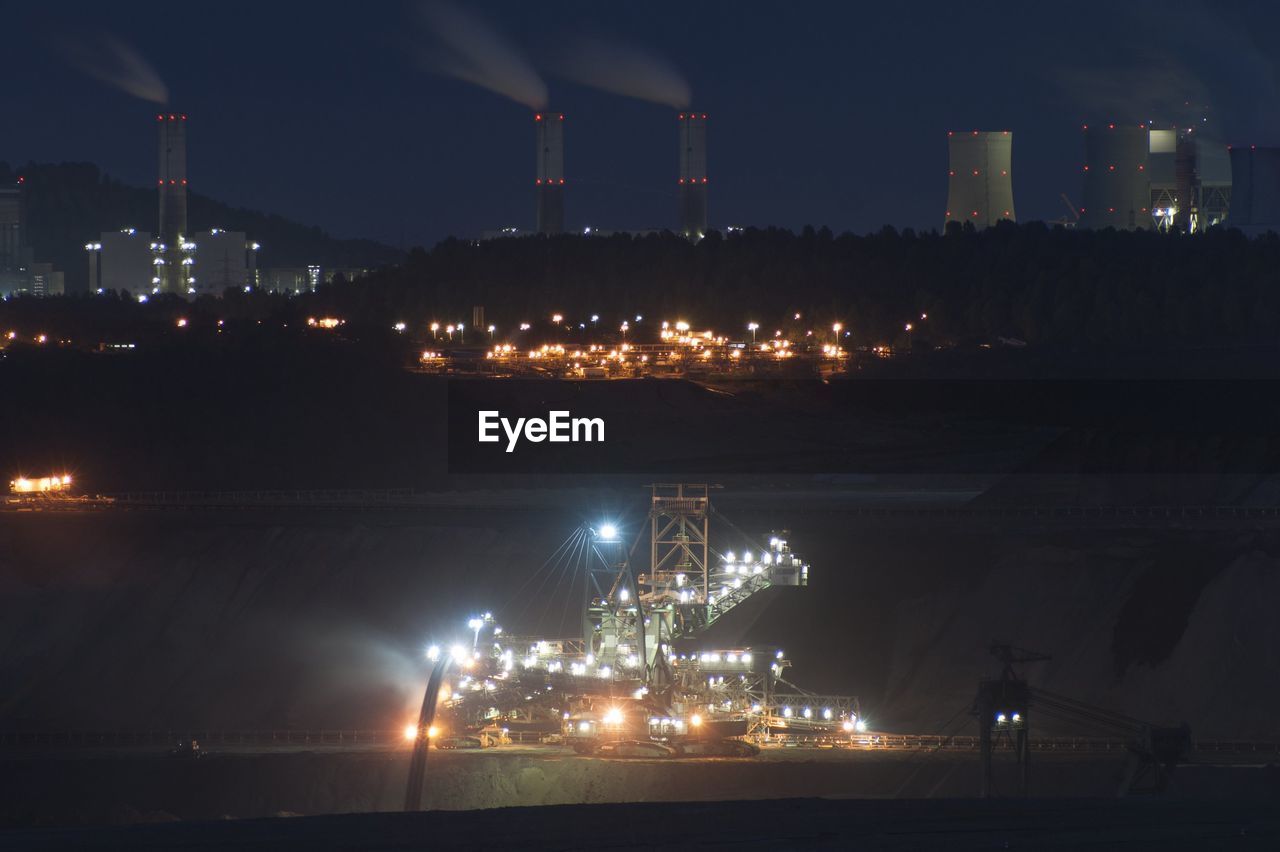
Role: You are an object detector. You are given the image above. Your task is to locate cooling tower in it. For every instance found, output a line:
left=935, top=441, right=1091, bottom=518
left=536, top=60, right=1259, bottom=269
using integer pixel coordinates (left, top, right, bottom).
left=1079, top=124, right=1151, bottom=230
left=678, top=112, right=708, bottom=240
left=944, top=131, right=1015, bottom=228
left=535, top=112, right=564, bottom=235
left=1228, top=146, right=1280, bottom=236
left=157, top=112, right=188, bottom=292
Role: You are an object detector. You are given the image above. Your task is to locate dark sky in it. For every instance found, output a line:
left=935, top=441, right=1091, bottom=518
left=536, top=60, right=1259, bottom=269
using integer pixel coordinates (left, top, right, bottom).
left=3, top=0, right=1278, bottom=249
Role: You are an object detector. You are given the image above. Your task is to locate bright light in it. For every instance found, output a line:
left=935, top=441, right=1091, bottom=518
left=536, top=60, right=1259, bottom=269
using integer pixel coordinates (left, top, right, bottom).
left=603, top=707, right=624, bottom=726
left=403, top=724, right=418, bottom=741
left=855, top=720, right=868, bottom=733
left=393, top=322, right=406, bottom=332
left=842, top=720, right=855, bottom=733
left=176, top=318, right=188, bottom=328
left=832, top=323, right=842, bottom=334
left=747, top=322, right=759, bottom=331
left=467, top=617, right=484, bottom=631
left=427, top=725, right=439, bottom=738
left=552, top=313, right=563, bottom=324
left=450, top=644, right=469, bottom=664
left=690, top=713, right=703, bottom=727
left=598, top=523, right=618, bottom=541
left=618, top=587, right=629, bottom=602
left=426, top=644, right=440, bottom=661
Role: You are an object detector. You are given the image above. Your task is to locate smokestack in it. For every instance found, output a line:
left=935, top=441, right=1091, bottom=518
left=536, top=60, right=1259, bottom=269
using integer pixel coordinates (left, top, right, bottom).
left=944, top=131, right=1015, bottom=229
left=535, top=112, right=564, bottom=235
left=157, top=111, right=188, bottom=292
left=678, top=111, right=707, bottom=240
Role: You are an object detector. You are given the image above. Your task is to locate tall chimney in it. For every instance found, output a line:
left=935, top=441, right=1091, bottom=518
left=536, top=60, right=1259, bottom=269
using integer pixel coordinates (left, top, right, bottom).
left=157, top=112, right=188, bottom=292
left=678, top=111, right=707, bottom=240
left=535, top=112, right=564, bottom=235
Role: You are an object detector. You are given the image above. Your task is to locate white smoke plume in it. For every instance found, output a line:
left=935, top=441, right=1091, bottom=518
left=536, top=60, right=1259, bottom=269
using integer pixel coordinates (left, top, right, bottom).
left=418, top=1, right=548, bottom=110
left=61, top=34, right=169, bottom=104
left=1053, top=1, right=1280, bottom=141
left=553, top=35, right=691, bottom=109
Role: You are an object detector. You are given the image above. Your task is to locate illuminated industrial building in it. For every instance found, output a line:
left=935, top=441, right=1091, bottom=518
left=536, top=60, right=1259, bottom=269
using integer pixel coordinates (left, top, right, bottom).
left=86, top=229, right=157, bottom=296
left=1148, top=129, right=1231, bottom=231
left=1079, top=124, right=1152, bottom=230
left=27, top=263, right=63, bottom=297
left=535, top=112, right=564, bottom=235
left=0, top=181, right=29, bottom=296
left=186, top=229, right=259, bottom=296
left=678, top=112, right=708, bottom=240
left=1227, top=146, right=1280, bottom=236
left=261, top=265, right=366, bottom=293
left=2, top=177, right=64, bottom=297
left=944, top=131, right=1015, bottom=228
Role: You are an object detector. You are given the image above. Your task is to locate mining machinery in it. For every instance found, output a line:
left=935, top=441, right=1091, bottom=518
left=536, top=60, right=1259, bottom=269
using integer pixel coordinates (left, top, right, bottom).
left=414, top=484, right=861, bottom=755
left=974, top=641, right=1192, bottom=798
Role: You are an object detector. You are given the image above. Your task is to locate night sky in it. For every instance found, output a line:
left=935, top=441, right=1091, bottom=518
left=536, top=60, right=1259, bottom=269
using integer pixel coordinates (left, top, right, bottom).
left=3, top=1, right=1278, bottom=249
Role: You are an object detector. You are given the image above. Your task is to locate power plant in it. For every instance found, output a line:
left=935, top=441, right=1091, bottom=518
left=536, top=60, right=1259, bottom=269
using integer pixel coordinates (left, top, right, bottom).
left=678, top=112, right=708, bottom=240
left=1148, top=129, right=1231, bottom=231
left=1225, top=146, right=1280, bottom=236
left=1077, top=123, right=1232, bottom=232
left=944, top=131, right=1015, bottom=228
left=84, top=113, right=260, bottom=299
left=535, top=112, right=565, bottom=235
